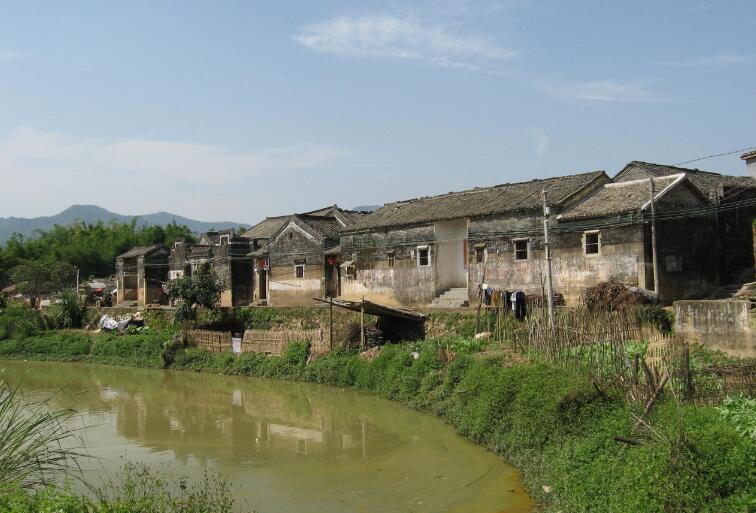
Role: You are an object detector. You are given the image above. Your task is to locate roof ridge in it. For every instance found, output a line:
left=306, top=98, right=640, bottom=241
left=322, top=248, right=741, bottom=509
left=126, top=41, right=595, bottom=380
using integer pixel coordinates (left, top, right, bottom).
left=605, top=174, right=683, bottom=187
left=629, top=160, right=725, bottom=177
left=383, top=170, right=606, bottom=207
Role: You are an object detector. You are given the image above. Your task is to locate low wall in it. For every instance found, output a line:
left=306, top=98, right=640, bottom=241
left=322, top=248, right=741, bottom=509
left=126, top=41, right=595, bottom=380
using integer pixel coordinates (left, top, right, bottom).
left=674, top=300, right=755, bottom=358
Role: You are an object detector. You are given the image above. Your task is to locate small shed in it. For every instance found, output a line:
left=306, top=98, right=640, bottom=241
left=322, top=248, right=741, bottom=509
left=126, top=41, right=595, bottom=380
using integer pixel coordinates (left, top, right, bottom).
left=314, top=297, right=427, bottom=348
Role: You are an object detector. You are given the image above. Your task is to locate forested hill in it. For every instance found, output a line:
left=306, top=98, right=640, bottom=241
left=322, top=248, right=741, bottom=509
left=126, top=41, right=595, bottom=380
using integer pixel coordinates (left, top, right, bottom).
left=0, top=205, right=246, bottom=243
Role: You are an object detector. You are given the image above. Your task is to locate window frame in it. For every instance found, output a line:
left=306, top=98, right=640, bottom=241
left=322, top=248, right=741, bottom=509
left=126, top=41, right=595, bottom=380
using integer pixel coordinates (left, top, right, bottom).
left=513, top=239, right=529, bottom=261
left=294, top=264, right=305, bottom=279
left=583, top=230, right=601, bottom=256
left=474, top=245, right=487, bottom=264
left=416, top=245, right=431, bottom=267
left=387, top=251, right=395, bottom=268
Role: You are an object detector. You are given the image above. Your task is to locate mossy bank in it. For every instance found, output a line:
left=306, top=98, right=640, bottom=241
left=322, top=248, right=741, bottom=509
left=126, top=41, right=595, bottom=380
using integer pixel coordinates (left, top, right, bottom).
left=1, top=330, right=754, bottom=513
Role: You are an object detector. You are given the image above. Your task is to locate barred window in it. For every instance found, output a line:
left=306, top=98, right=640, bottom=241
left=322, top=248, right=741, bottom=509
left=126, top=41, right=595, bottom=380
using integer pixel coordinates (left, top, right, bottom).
left=514, top=240, right=528, bottom=261
left=584, top=231, right=600, bottom=255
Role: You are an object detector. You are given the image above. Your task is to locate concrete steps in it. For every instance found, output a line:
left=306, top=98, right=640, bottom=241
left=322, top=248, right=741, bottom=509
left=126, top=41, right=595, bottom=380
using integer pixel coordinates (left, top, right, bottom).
left=707, top=268, right=756, bottom=300
left=430, top=287, right=470, bottom=308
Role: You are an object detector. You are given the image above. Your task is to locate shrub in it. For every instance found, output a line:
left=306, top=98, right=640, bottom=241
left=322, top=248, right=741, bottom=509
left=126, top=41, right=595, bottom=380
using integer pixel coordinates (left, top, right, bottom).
left=718, top=395, right=756, bottom=440
left=0, top=304, right=46, bottom=340
left=639, top=304, right=674, bottom=334
left=48, top=290, right=86, bottom=329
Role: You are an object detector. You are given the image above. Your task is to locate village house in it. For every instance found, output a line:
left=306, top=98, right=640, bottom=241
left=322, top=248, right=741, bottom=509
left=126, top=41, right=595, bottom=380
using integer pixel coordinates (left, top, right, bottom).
left=338, top=171, right=609, bottom=308
left=338, top=161, right=756, bottom=307
left=115, top=245, right=170, bottom=307
left=609, top=161, right=756, bottom=289
left=245, top=206, right=366, bottom=306
left=169, top=229, right=253, bottom=307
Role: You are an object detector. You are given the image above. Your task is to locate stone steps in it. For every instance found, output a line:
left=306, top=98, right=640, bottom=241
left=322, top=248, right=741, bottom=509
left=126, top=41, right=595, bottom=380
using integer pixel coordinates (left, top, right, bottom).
left=430, top=287, right=470, bottom=309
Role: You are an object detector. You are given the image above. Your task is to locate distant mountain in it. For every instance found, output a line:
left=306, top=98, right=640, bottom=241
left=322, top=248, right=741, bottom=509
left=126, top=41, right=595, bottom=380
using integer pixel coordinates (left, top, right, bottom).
left=0, top=205, right=247, bottom=243
left=351, top=205, right=381, bottom=213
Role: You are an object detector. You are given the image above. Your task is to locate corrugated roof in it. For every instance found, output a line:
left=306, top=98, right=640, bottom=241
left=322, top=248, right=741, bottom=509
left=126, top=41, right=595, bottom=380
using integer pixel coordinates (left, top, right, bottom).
left=348, top=171, right=607, bottom=230
left=559, top=175, right=682, bottom=220
left=617, top=161, right=755, bottom=201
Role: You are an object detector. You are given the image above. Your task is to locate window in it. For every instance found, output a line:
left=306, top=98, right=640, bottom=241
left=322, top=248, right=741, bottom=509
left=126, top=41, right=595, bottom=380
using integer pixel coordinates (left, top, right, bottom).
left=288, top=232, right=293, bottom=240
left=584, top=231, right=600, bottom=255
left=387, top=252, right=395, bottom=267
left=417, top=246, right=430, bottom=266
left=474, top=246, right=486, bottom=263
left=295, top=264, right=305, bottom=279
left=514, top=240, right=528, bottom=261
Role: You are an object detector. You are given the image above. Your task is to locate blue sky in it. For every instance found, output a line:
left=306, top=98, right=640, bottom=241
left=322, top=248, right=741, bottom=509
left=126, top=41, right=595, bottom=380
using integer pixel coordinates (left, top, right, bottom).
left=1, top=0, right=754, bottom=223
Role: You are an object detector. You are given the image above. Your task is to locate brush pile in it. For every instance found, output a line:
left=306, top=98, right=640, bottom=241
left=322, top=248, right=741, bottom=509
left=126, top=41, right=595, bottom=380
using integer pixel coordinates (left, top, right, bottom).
left=584, top=281, right=651, bottom=310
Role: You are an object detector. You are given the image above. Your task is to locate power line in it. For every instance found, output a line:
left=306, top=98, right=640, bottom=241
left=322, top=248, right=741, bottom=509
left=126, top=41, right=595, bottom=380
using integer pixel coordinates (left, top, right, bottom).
left=673, top=145, right=756, bottom=166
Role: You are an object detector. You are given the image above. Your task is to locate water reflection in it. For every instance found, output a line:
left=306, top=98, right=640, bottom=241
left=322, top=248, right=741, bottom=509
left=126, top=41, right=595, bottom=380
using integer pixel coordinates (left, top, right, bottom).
left=0, top=360, right=533, bottom=513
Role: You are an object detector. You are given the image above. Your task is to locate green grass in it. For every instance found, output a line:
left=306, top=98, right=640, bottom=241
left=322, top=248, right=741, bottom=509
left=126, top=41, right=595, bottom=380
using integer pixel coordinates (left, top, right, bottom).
left=0, top=332, right=91, bottom=360
left=0, top=463, right=234, bottom=513
left=0, top=329, right=172, bottom=368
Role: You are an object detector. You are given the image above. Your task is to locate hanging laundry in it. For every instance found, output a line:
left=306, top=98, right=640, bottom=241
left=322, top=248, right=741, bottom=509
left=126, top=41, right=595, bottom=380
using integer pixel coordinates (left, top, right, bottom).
left=514, top=291, right=527, bottom=320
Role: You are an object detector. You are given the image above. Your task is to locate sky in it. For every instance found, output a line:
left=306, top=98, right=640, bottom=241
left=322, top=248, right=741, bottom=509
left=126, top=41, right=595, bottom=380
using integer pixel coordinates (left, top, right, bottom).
left=1, top=0, right=755, bottom=224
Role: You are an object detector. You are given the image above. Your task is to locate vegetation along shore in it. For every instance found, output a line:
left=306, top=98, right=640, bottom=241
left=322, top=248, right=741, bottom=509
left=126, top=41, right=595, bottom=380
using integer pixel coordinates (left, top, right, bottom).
left=0, top=303, right=754, bottom=513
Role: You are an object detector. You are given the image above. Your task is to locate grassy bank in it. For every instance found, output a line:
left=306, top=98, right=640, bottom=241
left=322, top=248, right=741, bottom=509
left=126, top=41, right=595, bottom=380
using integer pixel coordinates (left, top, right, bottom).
left=0, top=463, right=234, bottom=513
left=1, top=332, right=754, bottom=513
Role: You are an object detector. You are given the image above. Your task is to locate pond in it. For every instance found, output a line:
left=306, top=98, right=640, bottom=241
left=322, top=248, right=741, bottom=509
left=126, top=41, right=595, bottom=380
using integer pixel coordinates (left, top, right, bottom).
left=0, top=360, right=533, bottom=513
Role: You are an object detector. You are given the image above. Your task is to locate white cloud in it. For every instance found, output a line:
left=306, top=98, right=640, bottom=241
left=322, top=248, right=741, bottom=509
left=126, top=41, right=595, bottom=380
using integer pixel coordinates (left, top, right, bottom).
left=549, top=80, right=659, bottom=103
left=0, top=127, right=348, bottom=219
left=674, top=54, right=751, bottom=66
left=529, top=127, right=549, bottom=158
left=293, top=15, right=517, bottom=71
left=0, top=50, right=22, bottom=62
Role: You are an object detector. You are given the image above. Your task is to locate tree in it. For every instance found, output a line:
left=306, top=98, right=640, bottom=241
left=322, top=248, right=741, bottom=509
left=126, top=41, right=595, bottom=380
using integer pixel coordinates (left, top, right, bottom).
left=11, top=261, right=76, bottom=297
left=1, top=221, right=196, bottom=280
left=167, top=264, right=224, bottom=321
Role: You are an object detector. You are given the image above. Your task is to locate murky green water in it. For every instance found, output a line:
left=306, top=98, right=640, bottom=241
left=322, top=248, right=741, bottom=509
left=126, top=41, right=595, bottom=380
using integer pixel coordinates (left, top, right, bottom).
left=0, top=360, right=532, bottom=513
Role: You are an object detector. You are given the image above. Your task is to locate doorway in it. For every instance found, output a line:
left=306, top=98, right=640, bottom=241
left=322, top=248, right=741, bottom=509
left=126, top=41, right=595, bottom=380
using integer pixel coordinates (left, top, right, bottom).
left=434, top=219, right=468, bottom=294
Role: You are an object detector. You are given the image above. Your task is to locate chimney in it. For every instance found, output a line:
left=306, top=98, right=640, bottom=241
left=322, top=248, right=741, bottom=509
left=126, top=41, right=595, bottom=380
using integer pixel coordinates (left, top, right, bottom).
left=741, top=150, right=756, bottom=180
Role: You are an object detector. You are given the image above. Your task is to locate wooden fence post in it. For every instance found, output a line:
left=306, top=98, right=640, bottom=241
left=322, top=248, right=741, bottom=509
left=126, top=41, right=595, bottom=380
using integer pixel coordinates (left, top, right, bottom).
left=360, top=298, right=365, bottom=352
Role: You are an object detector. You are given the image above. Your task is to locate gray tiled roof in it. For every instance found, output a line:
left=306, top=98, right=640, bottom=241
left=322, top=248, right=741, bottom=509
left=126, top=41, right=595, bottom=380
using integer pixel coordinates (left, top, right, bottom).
left=617, top=161, right=755, bottom=201
left=297, top=215, right=343, bottom=238
left=244, top=205, right=365, bottom=240
left=116, top=245, right=164, bottom=259
left=242, top=216, right=288, bottom=240
left=348, top=171, right=607, bottom=230
left=559, top=175, right=681, bottom=220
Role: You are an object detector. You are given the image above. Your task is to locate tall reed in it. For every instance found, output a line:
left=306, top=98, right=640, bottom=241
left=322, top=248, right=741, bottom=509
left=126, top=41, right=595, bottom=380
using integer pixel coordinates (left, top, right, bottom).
left=0, top=380, right=84, bottom=488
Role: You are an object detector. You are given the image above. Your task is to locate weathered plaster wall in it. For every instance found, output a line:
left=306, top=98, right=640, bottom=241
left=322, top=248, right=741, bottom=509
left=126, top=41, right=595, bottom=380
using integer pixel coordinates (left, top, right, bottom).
left=266, top=221, right=328, bottom=306
left=341, top=225, right=437, bottom=306
left=268, top=265, right=323, bottom=306
left=340, top=264, right=435, bottom=307
left=467, top=218, right=645, bottom=305
left=675, top=300, right=755, bottom=358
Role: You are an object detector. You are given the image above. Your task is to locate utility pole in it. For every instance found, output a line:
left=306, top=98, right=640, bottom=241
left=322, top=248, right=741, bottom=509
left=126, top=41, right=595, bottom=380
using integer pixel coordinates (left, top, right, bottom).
left=542, top=190, right=555, bottom=330
left=648, top=179, right=660, bottom=299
